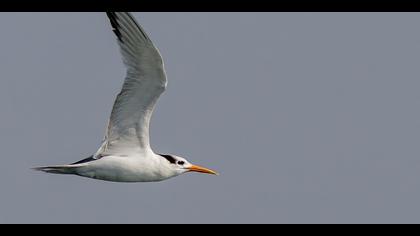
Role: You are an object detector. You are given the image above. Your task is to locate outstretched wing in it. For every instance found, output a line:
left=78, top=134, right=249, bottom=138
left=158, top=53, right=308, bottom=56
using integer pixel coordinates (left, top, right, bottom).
left=97, top=12, right=167, bottom=157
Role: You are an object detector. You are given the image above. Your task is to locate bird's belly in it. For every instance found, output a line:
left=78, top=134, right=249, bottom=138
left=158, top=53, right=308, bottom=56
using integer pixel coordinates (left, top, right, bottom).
left=75, top=157, right=168, bottom=182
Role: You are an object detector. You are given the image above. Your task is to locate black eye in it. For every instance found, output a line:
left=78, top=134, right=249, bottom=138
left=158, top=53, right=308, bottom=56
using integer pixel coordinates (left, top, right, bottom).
left=177, top=161, right=185, bottom=165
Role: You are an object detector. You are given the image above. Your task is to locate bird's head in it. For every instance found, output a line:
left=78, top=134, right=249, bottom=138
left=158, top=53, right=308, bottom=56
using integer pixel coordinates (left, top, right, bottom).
left=159, top=154, right=218, bottom=176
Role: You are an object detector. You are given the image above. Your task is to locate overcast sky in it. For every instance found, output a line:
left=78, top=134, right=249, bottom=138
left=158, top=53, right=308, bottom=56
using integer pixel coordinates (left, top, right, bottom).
left=1, top=12, right=420, bottom=223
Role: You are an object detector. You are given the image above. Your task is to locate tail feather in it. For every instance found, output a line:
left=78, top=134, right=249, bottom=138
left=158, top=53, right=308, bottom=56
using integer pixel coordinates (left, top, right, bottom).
left=32, top=165, right=77, bottom=175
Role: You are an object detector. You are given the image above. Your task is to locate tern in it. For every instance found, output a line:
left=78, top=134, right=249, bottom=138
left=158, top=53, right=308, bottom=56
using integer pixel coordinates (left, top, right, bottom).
left=33, top=12, right=218, bottom=182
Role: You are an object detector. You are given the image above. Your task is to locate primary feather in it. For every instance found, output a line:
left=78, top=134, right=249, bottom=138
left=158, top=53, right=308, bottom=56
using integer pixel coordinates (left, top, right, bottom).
left=97, top=12, right=167, bottom=158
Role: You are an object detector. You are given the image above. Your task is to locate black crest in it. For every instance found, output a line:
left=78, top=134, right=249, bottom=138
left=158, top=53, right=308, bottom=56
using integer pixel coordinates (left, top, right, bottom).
left=159, top=154, right=177, bottom=164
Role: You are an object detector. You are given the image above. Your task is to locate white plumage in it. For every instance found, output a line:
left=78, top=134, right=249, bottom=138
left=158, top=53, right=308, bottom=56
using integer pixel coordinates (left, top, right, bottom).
left=34, top=12, right=217, bottom=182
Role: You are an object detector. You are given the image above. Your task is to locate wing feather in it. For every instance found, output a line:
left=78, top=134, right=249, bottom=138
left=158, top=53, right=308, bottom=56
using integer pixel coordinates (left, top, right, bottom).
left=96, top=12, right=167, bottom=157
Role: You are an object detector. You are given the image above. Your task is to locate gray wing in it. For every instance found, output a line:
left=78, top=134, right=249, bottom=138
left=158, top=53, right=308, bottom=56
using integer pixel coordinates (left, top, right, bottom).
left=96, top=12, right=167, bottom=157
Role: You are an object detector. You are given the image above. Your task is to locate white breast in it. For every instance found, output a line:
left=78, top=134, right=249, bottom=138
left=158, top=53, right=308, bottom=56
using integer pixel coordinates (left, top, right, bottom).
left=74, top=154, right=177, bottom=182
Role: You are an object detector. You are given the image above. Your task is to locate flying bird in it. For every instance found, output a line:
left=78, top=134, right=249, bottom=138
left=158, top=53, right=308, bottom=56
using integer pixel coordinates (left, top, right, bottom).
left=34, top=12, right=218, bottom=182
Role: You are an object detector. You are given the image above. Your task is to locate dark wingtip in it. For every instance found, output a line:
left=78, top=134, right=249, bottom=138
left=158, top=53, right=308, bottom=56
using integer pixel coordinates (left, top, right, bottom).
left=106, top=12, right=123, bottom=42
left=70, top=155, right=97, bottom=165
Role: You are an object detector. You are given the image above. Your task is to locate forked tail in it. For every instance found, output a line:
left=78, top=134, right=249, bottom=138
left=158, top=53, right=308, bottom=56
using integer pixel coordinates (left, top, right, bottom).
left=32, top=165, right=78, bottom=175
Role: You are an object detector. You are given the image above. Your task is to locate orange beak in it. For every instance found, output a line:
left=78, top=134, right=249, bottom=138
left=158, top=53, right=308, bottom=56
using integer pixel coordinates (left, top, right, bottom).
left=188, top=164, right=218, bottom=175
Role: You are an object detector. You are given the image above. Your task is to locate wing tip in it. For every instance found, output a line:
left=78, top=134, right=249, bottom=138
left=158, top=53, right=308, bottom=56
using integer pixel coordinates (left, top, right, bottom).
left=106, top=12, right=151, bottom=44
left=106, top=12, right=123, bottom=42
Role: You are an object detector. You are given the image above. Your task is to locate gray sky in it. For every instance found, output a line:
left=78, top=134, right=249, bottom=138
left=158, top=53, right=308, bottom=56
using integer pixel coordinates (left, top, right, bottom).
left=1, top=12, right=420, bottom=223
